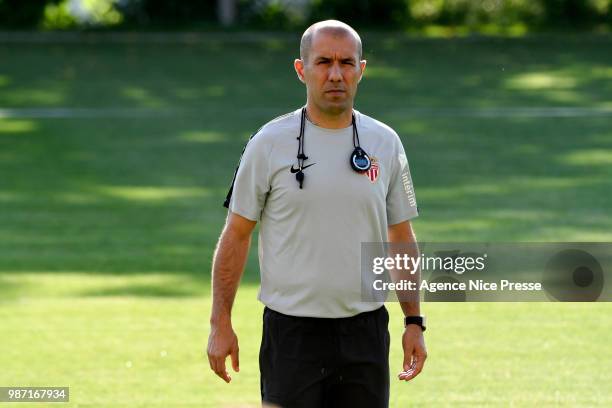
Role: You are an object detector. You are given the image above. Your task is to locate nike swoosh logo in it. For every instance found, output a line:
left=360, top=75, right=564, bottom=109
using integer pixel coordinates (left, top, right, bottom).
left=290, top=163, right=316, bottom=173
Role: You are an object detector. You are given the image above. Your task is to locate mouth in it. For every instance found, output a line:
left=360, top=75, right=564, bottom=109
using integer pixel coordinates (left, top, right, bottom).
left=325, top=89, right=346, bottom=95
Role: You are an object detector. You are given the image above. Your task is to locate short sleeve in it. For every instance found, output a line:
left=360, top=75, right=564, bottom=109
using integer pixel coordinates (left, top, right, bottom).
left=386, top=135, right=419, bottom=225
left=226, top=133, right=271, bottom=221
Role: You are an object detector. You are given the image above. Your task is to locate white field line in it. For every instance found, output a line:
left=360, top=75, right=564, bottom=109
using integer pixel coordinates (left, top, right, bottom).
left=1, top=106, right=612, bottom=119
left=0, top=107, right=181, bottom=119
left=0, top=31, right=299, bottom=44
left=385, top=106, right=612, bottom=118
left=1, top=31, right=611, bottom=45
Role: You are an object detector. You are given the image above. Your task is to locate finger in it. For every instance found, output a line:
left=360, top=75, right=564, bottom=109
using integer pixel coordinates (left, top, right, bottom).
left=403, top=353, right=414, bottom=372
left=211, top=355, right=231, bottom=383
left=210, top=355, right=220, bottom=377
left=398, top=355, right=424, bottom=381
left=398, top=359, right=416, bottom=380
left=403, top=339, right=415, bottom=371
left=207, top=347, right=218, bottom=371
left=398, top=365, right=417, bottom=381
left=402, top=357, right=411, bottom=372
left=402, top=356, right=415, bottom=371
left=398, top=369, right=416, bottom=381
left=207, top=353, right=215, bottom=371
left=413, top=349, right=427, bottom=374
left=216, top=366, right=231, bottom=383
left=230, top=345, right=240, bottom=372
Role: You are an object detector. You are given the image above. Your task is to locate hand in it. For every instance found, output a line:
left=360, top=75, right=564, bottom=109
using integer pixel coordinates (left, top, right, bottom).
left=207, top=321, right=240, bottom=383
left=398, top=325, right=427, bottom=381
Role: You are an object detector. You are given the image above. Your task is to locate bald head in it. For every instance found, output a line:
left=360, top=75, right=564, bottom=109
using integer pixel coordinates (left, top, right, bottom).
left=300, top=20, right=362, bottom=64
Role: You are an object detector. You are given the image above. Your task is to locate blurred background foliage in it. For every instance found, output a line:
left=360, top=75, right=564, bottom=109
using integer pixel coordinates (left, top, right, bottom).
left=0, top=0, right=611, bottom=33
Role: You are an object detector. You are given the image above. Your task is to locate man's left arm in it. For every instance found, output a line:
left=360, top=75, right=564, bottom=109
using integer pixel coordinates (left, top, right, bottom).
left=388, top=220, right=427, bottom=381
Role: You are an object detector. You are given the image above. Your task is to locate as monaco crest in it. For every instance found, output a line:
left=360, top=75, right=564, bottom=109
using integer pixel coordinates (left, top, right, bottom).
left=364, top=157, right=379, bottom=183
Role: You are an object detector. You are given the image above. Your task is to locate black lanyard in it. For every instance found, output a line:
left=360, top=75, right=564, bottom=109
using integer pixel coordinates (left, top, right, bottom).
left=295, top=107, right=371, bottom=189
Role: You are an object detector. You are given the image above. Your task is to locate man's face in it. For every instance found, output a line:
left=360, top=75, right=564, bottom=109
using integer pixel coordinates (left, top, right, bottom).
left=296, top=31, right=366, bottom=115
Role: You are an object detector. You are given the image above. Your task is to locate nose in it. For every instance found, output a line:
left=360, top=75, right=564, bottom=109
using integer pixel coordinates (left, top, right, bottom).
left=328, top=61, right=342, bottom=82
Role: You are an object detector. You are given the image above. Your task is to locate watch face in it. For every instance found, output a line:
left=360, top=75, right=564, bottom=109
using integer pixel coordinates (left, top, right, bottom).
left=351, top=153, right=371, bottom=171
left=353, top=155, right=369, bottom=169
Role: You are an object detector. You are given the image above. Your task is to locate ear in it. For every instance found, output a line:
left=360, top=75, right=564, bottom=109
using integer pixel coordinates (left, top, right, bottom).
left=358, top=59, right=367, bottom=83
left=294, top=58, right=306, bottom=84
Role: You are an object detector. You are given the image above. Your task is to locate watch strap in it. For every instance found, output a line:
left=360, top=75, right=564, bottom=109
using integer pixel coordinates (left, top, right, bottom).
left=404, top=315, right=426, bottom=331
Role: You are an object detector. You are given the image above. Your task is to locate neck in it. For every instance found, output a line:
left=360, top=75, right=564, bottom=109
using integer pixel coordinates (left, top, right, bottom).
left=305, top=103, right=353, bottom=129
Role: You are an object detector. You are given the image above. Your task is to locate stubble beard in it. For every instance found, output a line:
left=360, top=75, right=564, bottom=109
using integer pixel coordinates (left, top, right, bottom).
left=316, top=93, right=354, bottom=116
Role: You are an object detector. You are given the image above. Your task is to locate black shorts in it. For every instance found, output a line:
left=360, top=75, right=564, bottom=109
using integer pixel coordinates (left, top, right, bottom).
left=259, top=306, right=390, bottom=408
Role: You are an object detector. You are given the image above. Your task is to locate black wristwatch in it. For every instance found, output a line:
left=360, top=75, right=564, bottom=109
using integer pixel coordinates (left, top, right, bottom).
left=404, top=315, right=426, bottom=332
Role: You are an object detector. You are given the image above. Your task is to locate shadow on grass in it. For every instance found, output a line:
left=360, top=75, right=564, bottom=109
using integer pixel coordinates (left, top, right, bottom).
left=1, top=35, right=611, bottom=298
left=80, top=284, right=201, bottom=298
left=0, top=275, right=25, bottom=300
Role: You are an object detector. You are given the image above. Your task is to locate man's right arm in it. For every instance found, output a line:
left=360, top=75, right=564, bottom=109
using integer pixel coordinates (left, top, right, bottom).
left=207, top=211, right=256, bottom=383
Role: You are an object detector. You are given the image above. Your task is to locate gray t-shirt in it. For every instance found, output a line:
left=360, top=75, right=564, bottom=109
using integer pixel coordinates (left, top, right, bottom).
left=228, top=108, right=418, bottom=318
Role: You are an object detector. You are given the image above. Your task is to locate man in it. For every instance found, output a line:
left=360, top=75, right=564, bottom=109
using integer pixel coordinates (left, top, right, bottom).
left=207, top=20, right=426, bottom=407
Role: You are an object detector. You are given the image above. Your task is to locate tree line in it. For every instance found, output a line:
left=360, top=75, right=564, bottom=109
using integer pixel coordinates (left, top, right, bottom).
left=1, top=0, right=611, bottom=31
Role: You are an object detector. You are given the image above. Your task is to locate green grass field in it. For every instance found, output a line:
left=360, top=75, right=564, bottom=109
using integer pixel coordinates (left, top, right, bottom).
left=1, top=33, right=611, bottom=407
